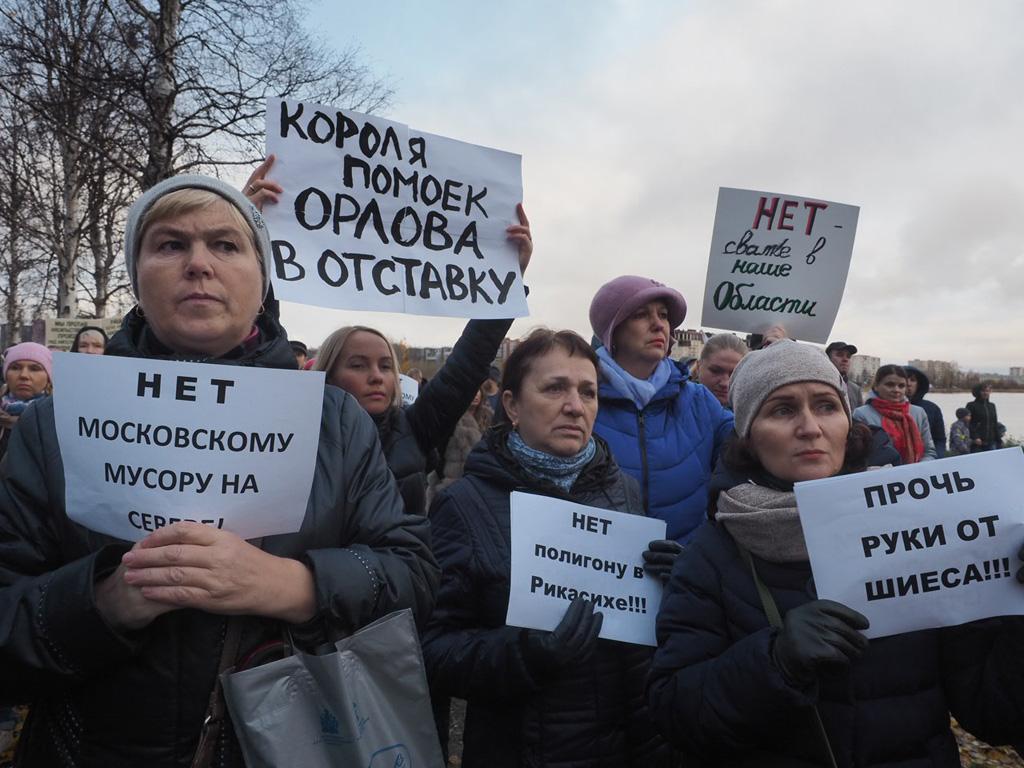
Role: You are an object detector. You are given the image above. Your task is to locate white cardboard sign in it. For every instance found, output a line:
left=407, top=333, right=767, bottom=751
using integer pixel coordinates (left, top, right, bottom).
left=795, top=449, right=1024, bottom=638
left=399, top=374, right=419, bottom=407
left=52, top=353, right=325, bottom=542
left=507, top=491, right=667, bottom=646
left=264, top=98, right=528, bottom=319
left=701, top=187, right=859, bottom=343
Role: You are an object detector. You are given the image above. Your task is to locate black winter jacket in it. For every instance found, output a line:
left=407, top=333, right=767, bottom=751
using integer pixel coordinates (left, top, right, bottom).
left=422, top=427, right=674, bottom=768
left=379, top=317, right=511, bottom=516
left=647, top=518, right=1024, bottom=767
left=967, top=397, right=999, bottom=447
left=0, top=306, right=439, bottom=767
left=906, top=366, right=947, bottom=457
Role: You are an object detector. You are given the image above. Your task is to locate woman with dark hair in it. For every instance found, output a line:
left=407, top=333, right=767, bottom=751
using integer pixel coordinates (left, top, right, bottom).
left=852, top=364, right=935, bottom=463
left=588, top=275, right=733, bottom=544
left=0, top=176, right=438, bottom=766
left=69, top=325, right=108, bottom=354
left=422, top=328, right=674, bottom=767
left=647, top=339, right=1024, bottom=767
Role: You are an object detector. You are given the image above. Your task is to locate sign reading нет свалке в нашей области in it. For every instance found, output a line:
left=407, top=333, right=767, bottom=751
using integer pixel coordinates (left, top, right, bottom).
left=795, top=449, right=1024, bottom=638
left=52, top=352, right=324, bottom=542
left=700, top=187, right=859, bottom=343
left=264, top=97, right=528, bottom=320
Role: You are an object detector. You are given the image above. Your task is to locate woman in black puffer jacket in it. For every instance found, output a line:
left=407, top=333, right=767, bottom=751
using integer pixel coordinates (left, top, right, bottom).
left=647, top=339, right=1024, bottom=767
left=422, top=329, right=676, bottom=768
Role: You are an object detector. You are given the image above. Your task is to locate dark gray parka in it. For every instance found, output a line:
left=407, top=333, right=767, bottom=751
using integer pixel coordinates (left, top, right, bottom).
left=0, top=306, right=439, bottom=767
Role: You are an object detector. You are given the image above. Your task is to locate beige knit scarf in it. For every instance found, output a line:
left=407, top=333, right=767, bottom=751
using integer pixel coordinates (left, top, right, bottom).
left=716, top=482, right=808, bottom=563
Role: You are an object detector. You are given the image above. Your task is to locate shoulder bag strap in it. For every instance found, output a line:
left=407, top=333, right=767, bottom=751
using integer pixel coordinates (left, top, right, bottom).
left=189, top=617, right=243, bottom=768
left=737, top=544, right=838, bottom=768
left=190, top=536, right=263, bottom=768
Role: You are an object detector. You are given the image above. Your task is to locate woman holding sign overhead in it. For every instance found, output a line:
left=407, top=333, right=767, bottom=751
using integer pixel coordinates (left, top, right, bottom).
left=647, top=339, right=1024, bottom=767
left=247, top=154, right=534, bottom=518
left=422, top=329, right=675, bottom=767
left=0, top=175, right=438, bottom=767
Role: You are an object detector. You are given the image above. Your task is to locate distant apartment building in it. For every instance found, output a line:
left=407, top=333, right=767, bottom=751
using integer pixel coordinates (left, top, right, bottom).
left=908, top=359, right=958, bottom=389
left=847, top=355, right=880, bottom=386
left=670, top=329, right=707, bottom=362
left=1011, top=366, right=1023, bottom=382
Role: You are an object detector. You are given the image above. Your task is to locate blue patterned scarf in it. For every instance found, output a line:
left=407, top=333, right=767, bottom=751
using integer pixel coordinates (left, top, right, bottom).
left=596, top=347, right=673, bottom=410
left=507, top=429, right=596, bottom=491
left=1, top=392, right=46, bottom=417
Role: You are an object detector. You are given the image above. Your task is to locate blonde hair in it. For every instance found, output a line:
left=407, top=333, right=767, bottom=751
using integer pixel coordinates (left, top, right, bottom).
left=315, top=326, right=403, bottom=409
left=700, top=333, right=749, bottom=362
left=141, top=189, right=257, bottom=250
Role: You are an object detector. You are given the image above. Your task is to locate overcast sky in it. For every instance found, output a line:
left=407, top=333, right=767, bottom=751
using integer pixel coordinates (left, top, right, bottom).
left=273, top=0, right=1024, bottom=373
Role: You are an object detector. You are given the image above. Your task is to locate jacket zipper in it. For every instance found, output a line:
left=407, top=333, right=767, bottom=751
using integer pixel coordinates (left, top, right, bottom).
left=637, top=409, right=649, bottom=514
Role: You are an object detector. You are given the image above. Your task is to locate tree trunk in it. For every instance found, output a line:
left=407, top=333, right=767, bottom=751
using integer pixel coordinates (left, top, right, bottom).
left=141, top=0, right=182, bottom=190
left=57, top=142, right=81, bottom=317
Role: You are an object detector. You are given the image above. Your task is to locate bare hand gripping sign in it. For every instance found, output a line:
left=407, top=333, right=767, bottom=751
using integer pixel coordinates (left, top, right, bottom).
left=264, top=98, right=528, bottom=319
left=701, top=187, right=859, bottom=343
left=52, top=353, right=324, bottom=541
left=795, top=449, right=1024, bottom=638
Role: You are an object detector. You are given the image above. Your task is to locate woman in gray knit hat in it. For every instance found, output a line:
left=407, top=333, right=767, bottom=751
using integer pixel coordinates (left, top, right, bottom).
left=647, top=339, right=1024, bottom=767
left=0, top=175, right=438, bottom=767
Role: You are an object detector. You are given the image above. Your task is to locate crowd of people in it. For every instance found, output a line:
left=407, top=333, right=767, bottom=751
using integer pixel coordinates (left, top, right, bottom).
left=0, top=169, right=1020, bottom=768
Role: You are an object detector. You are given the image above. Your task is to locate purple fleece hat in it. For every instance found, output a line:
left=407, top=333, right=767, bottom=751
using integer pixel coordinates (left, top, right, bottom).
left=3, top=342, right=53, bottom=381
left=589, top=275, right=687, bottom=351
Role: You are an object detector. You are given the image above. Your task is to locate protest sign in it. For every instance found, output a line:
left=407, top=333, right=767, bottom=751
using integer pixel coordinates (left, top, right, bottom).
left=44, top=317, right=122, bottom=351
left=264, top=98, right=528, bottom=319
left=399, top=374, right=419, bottom=406
left=52, top=353, right=325, bottom=542
left=700, top=187, right=859, bottom=343
left=506, top=491, right=667, bottom=646
left=795, top=449, right=1024, bottom=638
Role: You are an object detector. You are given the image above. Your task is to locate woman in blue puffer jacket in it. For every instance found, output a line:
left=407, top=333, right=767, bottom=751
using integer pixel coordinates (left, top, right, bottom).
left=589, top=276, right=733, bottom=543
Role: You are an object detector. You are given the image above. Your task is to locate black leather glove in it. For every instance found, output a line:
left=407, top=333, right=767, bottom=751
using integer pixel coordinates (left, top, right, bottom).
left=772, top=599, right=870, bottom=686
left=521, top=598, right=603, bottom=674
left=642, top=539, right=684, bottom=583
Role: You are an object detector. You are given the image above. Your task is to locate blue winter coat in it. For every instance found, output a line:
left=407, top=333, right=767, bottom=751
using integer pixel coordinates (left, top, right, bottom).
left=594, top=361, right=733, bottom=543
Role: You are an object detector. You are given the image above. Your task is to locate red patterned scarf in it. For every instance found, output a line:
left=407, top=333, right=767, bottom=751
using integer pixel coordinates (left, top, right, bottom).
left=870, top=397, right=924, bottom=464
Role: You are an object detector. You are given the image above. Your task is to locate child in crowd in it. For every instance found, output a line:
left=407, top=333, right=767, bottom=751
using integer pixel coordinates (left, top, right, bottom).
left=949, top=407, right=972, bottom=455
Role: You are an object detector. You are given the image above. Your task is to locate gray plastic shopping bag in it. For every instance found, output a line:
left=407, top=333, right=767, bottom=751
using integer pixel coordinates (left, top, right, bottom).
left=221, top=609, right=444, bottom=768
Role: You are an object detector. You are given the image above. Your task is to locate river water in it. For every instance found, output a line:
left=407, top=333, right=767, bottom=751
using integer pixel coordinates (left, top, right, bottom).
left=908, top=392, right=1024, bottom=443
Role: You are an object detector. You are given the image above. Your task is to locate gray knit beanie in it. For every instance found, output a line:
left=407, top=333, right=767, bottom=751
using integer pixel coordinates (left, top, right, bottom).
left=124, top=175, right=271, bottom=300
left=728, top=339, right=851, bottom=438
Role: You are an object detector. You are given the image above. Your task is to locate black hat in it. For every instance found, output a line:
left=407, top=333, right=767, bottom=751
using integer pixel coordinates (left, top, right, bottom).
left=825, top=341, right=858, bottom=356
left=290, top=340, right=308, bottom=356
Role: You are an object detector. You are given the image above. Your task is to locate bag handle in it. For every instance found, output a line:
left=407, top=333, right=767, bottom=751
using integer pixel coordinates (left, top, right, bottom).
left=190, top=537, right=264, bottom=768
left=737, top=544, right=838, bottom=768
left=190, top=617, right=243, bottom=768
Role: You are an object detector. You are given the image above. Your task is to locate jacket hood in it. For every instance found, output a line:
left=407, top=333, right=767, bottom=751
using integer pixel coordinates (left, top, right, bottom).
left=904, top=365, right=931, bottom=401
left=106, top=288, right=297, bottom=369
